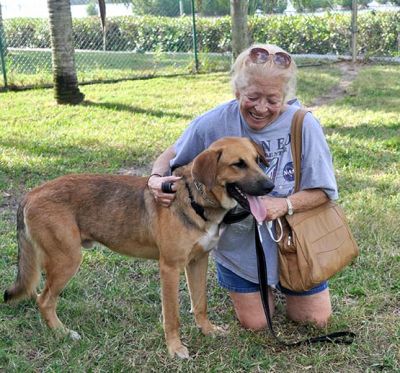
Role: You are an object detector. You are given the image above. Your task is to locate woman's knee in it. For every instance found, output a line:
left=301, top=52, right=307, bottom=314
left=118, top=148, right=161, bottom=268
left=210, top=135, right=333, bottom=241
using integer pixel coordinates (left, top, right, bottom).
left=286, top=288, right=332, bottom=327
left=229, top=290, right=275, bottom=331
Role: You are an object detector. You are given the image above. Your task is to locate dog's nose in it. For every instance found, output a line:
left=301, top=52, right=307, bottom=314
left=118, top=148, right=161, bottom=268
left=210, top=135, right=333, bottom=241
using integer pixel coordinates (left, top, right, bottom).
left=250, top=179, right=274, bottom=196
left=261, top=179, right=275, bottom=194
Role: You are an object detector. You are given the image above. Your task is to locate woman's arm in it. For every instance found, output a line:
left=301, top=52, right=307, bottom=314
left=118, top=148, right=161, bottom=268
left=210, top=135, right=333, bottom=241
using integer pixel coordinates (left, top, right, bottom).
left=261, top=189, right=329, bottom=221
left=148, top=146, right=181, bottom=207
left=150, top=145, right=176, bottom=176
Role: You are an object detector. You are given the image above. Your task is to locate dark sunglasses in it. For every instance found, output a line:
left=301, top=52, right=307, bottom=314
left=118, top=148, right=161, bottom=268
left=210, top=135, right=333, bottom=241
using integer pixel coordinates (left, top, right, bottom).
left=249, top=47, right=292, bottom=68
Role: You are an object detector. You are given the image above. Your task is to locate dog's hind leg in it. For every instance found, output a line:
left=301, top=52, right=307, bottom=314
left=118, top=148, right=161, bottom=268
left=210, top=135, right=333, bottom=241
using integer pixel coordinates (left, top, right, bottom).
left=35, top=223, right=83, bottom=340
left=185, top=252, right=226, bottom=336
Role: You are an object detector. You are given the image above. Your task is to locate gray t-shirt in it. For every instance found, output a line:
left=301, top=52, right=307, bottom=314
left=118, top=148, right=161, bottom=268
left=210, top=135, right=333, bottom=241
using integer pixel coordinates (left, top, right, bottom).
left=171, top=99, right=338, bottom=285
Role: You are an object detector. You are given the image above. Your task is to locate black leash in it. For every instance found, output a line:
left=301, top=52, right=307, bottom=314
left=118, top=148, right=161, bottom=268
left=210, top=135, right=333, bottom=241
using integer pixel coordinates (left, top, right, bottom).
left=254, top=218, right=356, bottom=347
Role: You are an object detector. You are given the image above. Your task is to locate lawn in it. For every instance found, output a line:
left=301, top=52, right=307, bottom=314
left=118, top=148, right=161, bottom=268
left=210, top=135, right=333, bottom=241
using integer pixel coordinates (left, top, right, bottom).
left=0, top=64, right=399, bottom=371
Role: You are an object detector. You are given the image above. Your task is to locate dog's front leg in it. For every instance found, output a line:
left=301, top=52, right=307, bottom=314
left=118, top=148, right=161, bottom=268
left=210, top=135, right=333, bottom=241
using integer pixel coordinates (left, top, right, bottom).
left=159, top=259, right=189, bottom=359
left=185, top=252, right=226, bottom=336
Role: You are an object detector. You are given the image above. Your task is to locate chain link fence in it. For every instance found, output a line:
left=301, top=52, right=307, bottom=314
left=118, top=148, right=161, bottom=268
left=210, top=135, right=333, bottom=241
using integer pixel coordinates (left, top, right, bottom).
left=0, top=0, right=399, bottom=90
left=0, top=0, right=208, bottom=89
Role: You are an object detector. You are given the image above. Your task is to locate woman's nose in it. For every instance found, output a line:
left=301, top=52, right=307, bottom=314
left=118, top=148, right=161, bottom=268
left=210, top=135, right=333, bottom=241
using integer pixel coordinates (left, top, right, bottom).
left=254, top=103, right=269, bottom=113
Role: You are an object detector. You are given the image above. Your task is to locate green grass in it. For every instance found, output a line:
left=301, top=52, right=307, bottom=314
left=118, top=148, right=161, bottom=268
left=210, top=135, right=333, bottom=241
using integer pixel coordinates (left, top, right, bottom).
left=0, top=64, right=399, bottom=371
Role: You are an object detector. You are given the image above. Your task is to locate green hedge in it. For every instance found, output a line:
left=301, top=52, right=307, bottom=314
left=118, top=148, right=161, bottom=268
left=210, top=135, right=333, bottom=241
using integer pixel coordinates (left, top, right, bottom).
left=3, top=12, right=400, bottom=56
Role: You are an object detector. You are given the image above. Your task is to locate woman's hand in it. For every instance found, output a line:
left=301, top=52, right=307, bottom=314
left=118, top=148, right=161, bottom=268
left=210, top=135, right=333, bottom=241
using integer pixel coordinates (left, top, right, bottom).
left=147, top=175, right=181, bottom=207
left=261, top=189, right=329, bottom=221
left=260, top=196, right=288, bottom=221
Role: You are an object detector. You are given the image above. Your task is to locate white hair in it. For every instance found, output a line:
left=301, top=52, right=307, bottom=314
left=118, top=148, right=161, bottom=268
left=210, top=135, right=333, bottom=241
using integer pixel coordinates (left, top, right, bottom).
left=231, top=43, right=297, bottom=102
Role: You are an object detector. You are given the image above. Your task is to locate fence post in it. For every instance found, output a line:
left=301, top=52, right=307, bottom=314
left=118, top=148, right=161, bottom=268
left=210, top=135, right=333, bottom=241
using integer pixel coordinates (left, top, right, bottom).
left=351, top=0, right=358, bottom=63
left=190, top=0, right=199, bottom=73
left=0, top=2, right=8, bottom=88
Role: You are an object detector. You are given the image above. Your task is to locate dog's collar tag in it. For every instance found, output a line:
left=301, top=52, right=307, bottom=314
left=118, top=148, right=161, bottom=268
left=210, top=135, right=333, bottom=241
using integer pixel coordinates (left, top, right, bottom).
left=185, top=182, right=208, bottom=221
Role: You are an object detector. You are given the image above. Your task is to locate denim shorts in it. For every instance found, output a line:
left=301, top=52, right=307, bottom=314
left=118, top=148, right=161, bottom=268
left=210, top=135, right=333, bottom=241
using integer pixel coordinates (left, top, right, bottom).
left=216, top=262, right=328, bottom=296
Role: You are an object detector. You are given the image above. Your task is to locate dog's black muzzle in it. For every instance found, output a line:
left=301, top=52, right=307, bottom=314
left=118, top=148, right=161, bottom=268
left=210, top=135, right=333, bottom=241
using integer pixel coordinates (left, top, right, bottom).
left=226, top=179, right=275, bottom=211
left=245, top=179, right=275, bottom=196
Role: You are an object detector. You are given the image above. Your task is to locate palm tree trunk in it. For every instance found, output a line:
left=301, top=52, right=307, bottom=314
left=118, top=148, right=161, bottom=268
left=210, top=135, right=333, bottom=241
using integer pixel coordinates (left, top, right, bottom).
left=47, top=0, right=84, bottom=104
left=230, top=0, right=249, bottom=61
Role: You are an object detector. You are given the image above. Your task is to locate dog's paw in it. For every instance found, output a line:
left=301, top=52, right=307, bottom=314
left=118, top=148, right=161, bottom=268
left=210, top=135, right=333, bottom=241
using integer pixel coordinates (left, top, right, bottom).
left=199, top=321, right=228, bottom=337
left=54, top=327, right=81, bottom=341
left=168, top=343, right=190, bottom=359
left=209, top=324, right=228, bottom=337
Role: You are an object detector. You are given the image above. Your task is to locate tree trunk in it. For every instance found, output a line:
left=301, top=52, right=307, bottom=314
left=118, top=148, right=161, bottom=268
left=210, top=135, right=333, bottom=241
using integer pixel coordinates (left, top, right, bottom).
left=47, top=0, right=84, bottom=105
left=230, top=0, right=249, bottom=61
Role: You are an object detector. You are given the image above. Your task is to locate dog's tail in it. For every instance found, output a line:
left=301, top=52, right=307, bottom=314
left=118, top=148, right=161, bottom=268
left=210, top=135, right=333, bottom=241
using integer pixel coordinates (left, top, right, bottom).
left=4, top=200, right=41, bottom=304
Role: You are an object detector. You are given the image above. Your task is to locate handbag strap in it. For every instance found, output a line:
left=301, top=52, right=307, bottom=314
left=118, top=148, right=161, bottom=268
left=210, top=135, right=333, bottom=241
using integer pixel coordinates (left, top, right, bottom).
left=291, top=109, right=309, bottom=193
left=255, top=220, right=356, bottom=346
left=255, top=108, right=356, bottom=346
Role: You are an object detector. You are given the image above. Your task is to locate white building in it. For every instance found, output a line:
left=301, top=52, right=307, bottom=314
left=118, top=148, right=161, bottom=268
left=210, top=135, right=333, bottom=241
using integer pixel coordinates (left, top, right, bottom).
left=0, top=0, right=132, bottom=19
left=284, top=0, right=297, bottom=15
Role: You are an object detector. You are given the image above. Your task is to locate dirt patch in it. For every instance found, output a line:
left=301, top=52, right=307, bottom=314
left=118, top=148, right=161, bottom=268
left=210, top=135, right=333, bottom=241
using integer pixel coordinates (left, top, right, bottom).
left=117, top=164, right=152, bottom=177
left=0, top=192, right=20, bottom=227
left=307, top=62, right=362, bottom=110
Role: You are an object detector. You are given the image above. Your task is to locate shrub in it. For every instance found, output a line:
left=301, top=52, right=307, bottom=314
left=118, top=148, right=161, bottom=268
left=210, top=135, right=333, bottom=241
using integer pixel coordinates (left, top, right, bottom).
left=2, top=12, right=399, bottom=56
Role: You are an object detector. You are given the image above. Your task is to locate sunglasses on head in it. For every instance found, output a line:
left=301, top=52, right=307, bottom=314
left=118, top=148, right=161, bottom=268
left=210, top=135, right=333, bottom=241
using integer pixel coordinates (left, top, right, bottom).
left=249, top=47, right=292, bottom=68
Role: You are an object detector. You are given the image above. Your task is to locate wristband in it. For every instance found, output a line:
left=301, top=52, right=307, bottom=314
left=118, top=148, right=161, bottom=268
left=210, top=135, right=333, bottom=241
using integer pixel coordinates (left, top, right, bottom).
left=286, top=197, right=294, bottom=216
left=149, top=173, right=162, bottom=179
left=147, top=173, right=162, bottom=188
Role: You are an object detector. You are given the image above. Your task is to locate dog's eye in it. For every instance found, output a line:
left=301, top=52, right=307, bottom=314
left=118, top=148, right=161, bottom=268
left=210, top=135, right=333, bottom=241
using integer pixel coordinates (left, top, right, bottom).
left=232, top=159, right=247, bottom=169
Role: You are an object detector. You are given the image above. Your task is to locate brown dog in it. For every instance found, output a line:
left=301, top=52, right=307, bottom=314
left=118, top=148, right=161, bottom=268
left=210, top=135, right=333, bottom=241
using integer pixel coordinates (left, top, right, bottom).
left=4, top=137, right=274, bottom=358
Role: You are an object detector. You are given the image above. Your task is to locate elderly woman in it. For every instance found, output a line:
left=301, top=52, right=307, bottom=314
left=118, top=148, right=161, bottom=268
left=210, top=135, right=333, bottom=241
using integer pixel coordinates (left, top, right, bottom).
left=148, top=44, right=337, bottom=329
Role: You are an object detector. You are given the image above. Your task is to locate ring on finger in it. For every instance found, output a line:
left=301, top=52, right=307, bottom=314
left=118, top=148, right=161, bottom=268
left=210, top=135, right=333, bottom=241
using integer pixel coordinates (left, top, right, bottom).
left=161, top=181, right=174, bottom=194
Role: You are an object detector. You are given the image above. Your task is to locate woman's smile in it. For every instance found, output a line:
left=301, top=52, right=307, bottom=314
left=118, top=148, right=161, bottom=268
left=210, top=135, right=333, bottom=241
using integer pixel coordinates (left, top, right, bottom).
left=237, top=80, right=285, bottom=130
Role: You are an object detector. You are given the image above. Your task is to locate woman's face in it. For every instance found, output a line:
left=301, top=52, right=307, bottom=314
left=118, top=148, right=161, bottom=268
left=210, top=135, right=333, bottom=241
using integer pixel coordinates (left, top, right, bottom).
left=236, top=78, right=285, bottom=131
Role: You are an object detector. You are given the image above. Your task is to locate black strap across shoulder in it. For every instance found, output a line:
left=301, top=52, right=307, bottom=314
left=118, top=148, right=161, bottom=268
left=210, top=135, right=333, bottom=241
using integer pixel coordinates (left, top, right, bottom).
left=222, top=209, right=250, bottom=224
left=254, top=218, right=356, bottom=347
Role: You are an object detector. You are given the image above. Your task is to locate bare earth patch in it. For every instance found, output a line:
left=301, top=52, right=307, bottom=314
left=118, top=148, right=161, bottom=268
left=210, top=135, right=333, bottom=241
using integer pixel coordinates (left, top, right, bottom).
left=307, top=62, right=362, bottom=110
left=1, top=192, right=20, bottom=218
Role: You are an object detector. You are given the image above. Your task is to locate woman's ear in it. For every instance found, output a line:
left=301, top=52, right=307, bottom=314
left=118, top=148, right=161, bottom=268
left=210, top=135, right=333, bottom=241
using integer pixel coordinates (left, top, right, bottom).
left=235, top=90, right=240, bottom=100
left=250, top=140, right=269, bottom=166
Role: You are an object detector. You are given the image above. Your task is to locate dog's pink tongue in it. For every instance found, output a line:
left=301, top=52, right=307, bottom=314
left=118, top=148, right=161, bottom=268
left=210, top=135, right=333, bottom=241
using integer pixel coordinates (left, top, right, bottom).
left=247, top=195, right=267, bottom=223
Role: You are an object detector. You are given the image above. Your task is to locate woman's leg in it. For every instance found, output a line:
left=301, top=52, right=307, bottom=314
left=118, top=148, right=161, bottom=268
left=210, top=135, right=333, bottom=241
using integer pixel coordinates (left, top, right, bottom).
left=216, top=263, right=331, bottom=329
left=229, top=289, right=275, bottom=330
left=230, top=287, right=332, bottom=330
left=216, top=262, right=275, bottom=330
left=285, top=287, right=332, bottom=327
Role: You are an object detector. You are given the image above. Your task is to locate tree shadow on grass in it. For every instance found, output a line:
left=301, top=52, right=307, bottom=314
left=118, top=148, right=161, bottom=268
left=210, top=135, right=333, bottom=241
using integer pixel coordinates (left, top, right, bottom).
left=82, top=100, right=194, bottom=121
left=324, top=123, right=400, bottom=143
left=0, top=136, right=154, bottom=187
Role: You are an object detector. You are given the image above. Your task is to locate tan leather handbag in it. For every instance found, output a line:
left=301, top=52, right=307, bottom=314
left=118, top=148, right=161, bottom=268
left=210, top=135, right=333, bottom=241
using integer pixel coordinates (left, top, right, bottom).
left=277, top=110, right=359, bottom=292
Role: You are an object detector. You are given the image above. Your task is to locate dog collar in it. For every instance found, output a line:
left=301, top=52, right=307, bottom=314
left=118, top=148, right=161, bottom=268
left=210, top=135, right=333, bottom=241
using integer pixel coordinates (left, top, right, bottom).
left=185, top=182, right=207, bottom=222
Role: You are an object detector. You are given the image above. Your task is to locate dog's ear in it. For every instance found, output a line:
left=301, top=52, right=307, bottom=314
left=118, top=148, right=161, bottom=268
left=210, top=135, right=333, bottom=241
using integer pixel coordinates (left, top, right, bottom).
left=192, top=149, right=221, bottom=190
left=251, top=140, right=269, bottom=166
